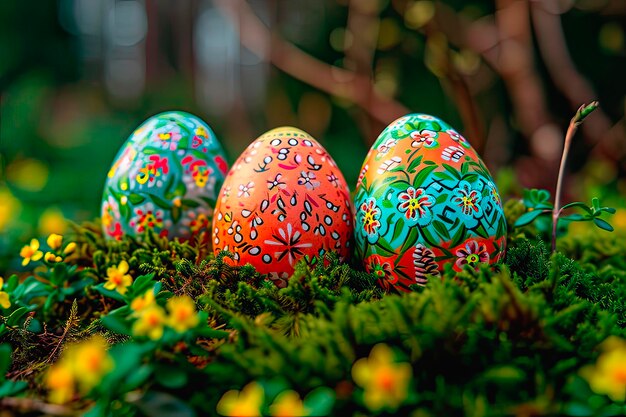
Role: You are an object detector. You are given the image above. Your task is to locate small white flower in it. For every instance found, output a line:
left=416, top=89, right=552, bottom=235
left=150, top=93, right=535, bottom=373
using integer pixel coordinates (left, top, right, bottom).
left=377, top=157, right=402, bottom=174
left=238, top=182, right=255, bottom=198
left=377, top=138, right=397, bottom=155
left=441, top=145, right=465, bottom=162
left=298, top=171, right=320, bottom=190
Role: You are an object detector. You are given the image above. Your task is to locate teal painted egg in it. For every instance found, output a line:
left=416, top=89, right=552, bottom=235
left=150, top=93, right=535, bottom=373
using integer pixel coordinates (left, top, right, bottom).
left=353, top=113, right=507, bottom=292
left=101, top=111, right=229, bottom=241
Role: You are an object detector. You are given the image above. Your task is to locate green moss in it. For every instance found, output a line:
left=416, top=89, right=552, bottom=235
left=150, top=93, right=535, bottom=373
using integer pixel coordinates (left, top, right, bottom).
left=0, top=219, right=625, bottom=416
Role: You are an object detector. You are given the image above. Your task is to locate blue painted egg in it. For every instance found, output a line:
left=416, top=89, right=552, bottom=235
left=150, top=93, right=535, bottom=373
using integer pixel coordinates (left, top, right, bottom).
left=353, top=113, right=507, bottom=291
left=101, top=111, right=229, bottom=241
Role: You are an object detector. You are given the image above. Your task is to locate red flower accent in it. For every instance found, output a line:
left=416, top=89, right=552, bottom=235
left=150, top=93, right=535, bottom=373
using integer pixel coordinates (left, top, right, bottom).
left=214, top=155, right=229, bottom=175
left=365, top=254, right=397, bottom=291
left=455, top=241, right=489, bottom=269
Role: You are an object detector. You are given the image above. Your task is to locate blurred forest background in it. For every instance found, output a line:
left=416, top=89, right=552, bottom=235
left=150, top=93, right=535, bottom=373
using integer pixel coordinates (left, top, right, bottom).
left=1, top=0, right=625, bottom=273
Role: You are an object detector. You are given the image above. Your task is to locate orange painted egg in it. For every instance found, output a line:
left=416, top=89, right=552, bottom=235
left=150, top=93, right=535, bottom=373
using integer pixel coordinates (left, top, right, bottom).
left=354, top=113, right=507, bottom=292
left=212, top=127, right=353, bottom=287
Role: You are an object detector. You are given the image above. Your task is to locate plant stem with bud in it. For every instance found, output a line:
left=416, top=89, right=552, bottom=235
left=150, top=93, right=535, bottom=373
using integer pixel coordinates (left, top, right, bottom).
left=551, top=101, right=599, bottom=252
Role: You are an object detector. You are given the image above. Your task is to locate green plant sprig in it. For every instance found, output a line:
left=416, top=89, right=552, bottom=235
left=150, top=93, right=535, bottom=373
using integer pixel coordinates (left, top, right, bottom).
left=513, top=102, right=616, bottom=249
left=514, top=189, right=615, bottom=234
left=552, top=101, right=599, bottom=251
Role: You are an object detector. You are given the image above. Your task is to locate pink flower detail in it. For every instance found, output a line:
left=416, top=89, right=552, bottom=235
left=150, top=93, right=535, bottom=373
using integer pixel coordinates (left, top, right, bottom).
left=410, top=130, right=437, bottom=149
left=455, top=241, right=489, bottom=269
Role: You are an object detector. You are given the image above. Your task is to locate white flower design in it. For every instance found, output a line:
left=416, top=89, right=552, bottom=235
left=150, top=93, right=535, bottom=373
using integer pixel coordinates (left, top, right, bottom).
left=377, top=139, right=397, bottom=155
left=377, top=157, right=402, bottom=174
left=298, top=171, right=320, bottom=190
left=238, top=182, right=255, bottom=198
left=264, top=223, right=313, bottom=267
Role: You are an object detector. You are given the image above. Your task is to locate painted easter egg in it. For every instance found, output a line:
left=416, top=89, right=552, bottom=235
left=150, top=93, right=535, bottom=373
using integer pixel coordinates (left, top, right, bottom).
left=354, top=113, right=506, bottom=292
left=212, top=127, right=353, bottom=287
left=101, top=111, right=229, bottom=241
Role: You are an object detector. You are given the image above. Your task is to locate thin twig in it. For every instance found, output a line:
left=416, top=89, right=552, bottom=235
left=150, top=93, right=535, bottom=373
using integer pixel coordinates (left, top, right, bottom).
left=47, top=300, right=80, bottom=363
left=530, top=2, right=618, bottom=157
left=435, top=0, right=559, bottom=167
left=423, top=7, right=486, bottom=153
left=0, top=397, right=76, bottom=416
left=344, top=0, right=383, bottom=143
left=213, top=0, right=409, bottom=126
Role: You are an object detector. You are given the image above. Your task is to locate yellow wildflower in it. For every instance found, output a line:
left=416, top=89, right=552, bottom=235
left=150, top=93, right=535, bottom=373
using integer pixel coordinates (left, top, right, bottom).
left=269, top=390, right=309, bottom=417
left=20, top=239, right=43, bottom=266
left=581, top=336, right=626, bottom=402
left=0, top=277, right=11, bottom=309
left=63, top=242, right=77, bottom=255
left=132, top=305, right=166, bottom=340
left=0, top=187, right=20, bottom=232
left=217, top=382, right=264, bottom=417
left=45, top=252, right=63, bottom=263
left=351, top=344, right=412, bottom=412
left=104, top=260, right=133, bottom=295
left=166, top=295, right=199, bottom=333
left=46, top=363, right=75, bottom=404
left=65, top=335, right=114, bottom=389
left=47, top=233, right=63, bottom=250
left=131, top=290, right=156, bottom=312
left=45, top=335, right=113, bottom=404
left=38, top=206, right=66, bottom=235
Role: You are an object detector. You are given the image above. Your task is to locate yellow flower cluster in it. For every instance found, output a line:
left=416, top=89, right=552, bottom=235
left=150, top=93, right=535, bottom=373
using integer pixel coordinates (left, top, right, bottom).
left=351, top=344, right=412, bottom=412
left=0, top=277, right=10, bottom=309
left=45, top=335, right=114, bottom=404
left=216, top=382, right=310, bottom=417
left=20, top=234, right=77, bottom=267
left=104, top=260, right=133, bottom=294
left=131, top=291, right=200, bottom=340
left=581, top=336, right=626, bottom=402
left=215, top=344, right=412, bottom=416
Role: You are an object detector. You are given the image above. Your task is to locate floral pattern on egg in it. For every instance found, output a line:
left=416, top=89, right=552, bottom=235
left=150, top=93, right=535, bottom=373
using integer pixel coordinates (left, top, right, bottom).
left=101, top=111, right=228, bottom=241
left=354, top=113, right=507, bottom=292
left=212, top=127, right=353, bottom=287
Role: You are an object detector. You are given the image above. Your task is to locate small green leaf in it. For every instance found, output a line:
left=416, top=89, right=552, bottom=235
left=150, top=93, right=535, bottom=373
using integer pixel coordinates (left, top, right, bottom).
left=0, top=380, right=28, bottom=397
left=0, top=344, right=12, bottom=377
left=304, top=387, right=336, bottom=416
left=561, top=202, right=593, bottom=214
left=5, top=275, right=18, bottom=292
left=129, top=193, right=146, bottom=205
left=432, top=221, right=451, bottom=241
left=524, top=188, right=552, bottom=209
left=591, top=197, right=600, bottom=211
left=6, top=307, right=30, bottom=327
left=149, top=194, right=172, bottom=210
left=575, top=101, right=599, bottom=122
left=181, top=199, right=200, bottom=208
left=100, top=314, right=131, bottom=336
left=406, top=155, right=423, bottom=173
left=593, top=218, right=614, bottom=232
left=514, top=210, right=546, bottom=228
left=122, top=364, right=153, bottom=392
left=560, top=214, right=587, bottom=222
left=442, top=163, right=461, bottom=180
left=131, top=273, right=156, bottom=292
left=154, top=366, right=188, bottom=389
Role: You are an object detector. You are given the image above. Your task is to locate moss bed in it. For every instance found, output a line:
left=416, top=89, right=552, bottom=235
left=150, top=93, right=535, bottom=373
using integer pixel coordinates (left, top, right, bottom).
left=0, top=200, right=625, bottom=417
